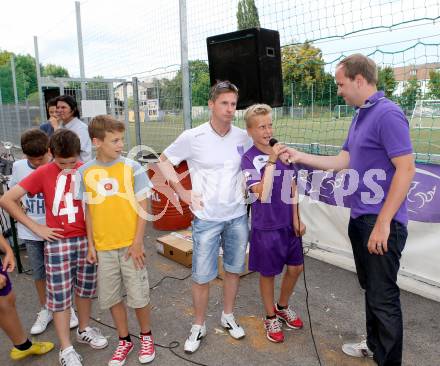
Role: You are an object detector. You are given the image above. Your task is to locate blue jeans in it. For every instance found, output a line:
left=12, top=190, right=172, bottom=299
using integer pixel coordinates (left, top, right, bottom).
left=348, top=214, right=407, bottom=366
left=191, top=214, right=249, bottom=284
left=23, top=239, right=46, bottom=280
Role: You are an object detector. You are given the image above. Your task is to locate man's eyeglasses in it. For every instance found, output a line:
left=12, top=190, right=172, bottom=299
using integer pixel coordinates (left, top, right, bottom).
left=209, top=81, right=239, bottom=100
left=213, top=81, right=238, bottom=92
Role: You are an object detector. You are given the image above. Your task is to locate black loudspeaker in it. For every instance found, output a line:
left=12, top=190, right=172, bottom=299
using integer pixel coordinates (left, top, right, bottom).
left=207, top=28, right=283, bottom=110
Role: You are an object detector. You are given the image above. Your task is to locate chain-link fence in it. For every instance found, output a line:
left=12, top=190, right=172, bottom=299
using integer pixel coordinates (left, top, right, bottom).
left=1, top=0, right=440, bottom=162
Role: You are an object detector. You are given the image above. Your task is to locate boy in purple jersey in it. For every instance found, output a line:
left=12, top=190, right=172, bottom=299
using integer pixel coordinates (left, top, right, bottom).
left=241, top=104, right=306, bottom=343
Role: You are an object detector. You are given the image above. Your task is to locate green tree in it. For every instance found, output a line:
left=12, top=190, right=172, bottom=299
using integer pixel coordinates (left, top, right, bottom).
left=26, top=91, right=41, bottom=105
left=158, top=75, right=181, bottom=111
left=0, top=50, right=70, bottom=103
left=189, top=60, right=210, bottom=106
left=43, top=64, right=69, bottom=77
left=399, top=77, right=421, bottom=111
left=377, top=66, right=397, bottom=99
left=315, top=71, right=338, bottom=108
left=158, top=60, right=210, bottom=110
left=282, top=42, right=329, bottom=107
left=237, top=0, right=261, bottom=30
left=0, top=63, right=13, bottom=102
left=0, top=50, right=13, bottom=66
left=15, top=54, right=38, bottom=98
left=427, top=69, right=440, bottom=99
left=0, top=52, right=37, bottom=102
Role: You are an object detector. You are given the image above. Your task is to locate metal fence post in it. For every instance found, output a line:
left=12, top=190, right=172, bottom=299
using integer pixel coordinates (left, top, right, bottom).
left=291, top=82, right=294, bottom=118
left=11, top=56, right=21, bottom=135
left=123, top=82, right=131, bottom=150
left=108, top=82, right=115, bottom=117
left=0, top=89, right=5, bottom=141
left=329, top=81, right=332, bottom=116
left=179, top=0, right=191, bottom=130
left=75, top=1, right=87, bottom=101
left=25, top=99, right=31, bottom=128
left=132, top=77, right=141, bottom=146
left=34, top=36, right=46, bottom=124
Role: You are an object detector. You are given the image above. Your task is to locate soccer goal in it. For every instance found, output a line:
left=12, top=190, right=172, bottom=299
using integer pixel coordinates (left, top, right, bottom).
left=410, top=100, right=440, bottom=130
left=333, top=105, right=354, bottom=119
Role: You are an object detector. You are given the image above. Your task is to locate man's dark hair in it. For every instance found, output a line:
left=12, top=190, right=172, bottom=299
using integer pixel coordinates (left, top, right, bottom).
left=46, top=97, right=58, bottom=109
left=55, top=95, right=80, bottom=118
left=21, top=128, right=49, bottom=157
left=49, top=129, right=81, bottom=158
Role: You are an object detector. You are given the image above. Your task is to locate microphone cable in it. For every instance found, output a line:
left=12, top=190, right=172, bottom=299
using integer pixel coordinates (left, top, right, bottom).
left=88, top=272, right=212, bottom=366
left=296, top=184, right=323, bottom=366
left=20, top=265, right=208, bottom=365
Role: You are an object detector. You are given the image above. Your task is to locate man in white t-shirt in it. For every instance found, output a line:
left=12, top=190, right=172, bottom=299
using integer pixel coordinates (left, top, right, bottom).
left=159, top=81, right=252, bottom=353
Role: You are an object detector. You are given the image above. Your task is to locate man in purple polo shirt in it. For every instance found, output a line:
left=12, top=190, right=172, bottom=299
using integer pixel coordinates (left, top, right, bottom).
left=287, top=54, right=415, bottom=366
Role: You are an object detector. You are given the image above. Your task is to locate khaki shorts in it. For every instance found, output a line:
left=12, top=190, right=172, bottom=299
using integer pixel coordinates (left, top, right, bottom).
left=97, top=247, right=150, bottom=310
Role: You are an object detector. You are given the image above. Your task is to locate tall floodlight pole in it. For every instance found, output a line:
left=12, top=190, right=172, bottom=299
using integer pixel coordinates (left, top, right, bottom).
left=75, top=1, right=87, bottom=101
left=179, top=0, right=191, bottom=130
left=34, top=36, right=46, bottom=124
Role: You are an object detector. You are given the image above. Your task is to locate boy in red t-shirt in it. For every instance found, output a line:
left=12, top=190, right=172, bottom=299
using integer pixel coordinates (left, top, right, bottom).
left=0, top=129, right=107, bottom=366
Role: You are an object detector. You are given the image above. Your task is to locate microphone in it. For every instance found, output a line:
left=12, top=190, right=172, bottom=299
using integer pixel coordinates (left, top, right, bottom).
left=269, top=137, right=278, bottom=147
left=269, top=138, right=292, bottom=164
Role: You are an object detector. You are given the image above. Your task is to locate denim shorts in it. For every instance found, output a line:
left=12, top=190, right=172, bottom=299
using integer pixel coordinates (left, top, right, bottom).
left=191, top=214, right=249, bottom=284
left=23, top=239, right=46, bottom=280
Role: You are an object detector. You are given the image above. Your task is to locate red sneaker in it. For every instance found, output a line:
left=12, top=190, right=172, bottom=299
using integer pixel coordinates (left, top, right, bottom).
left=108, top=340, right=133, bottom=366
left=264, top=317, right=284, bottom=343
left=138, top=333, right=156, bottom=364
left=275, top=304, right=304, bottom=329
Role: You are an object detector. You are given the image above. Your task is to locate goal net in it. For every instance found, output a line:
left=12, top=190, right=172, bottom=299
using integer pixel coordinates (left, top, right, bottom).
left=410, top=99, right=440, bottom=129
left=333, top=105, right=354, bottom=119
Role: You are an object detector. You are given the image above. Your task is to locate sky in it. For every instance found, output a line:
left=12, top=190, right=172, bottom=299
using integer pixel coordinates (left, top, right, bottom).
left=1, top=0, right=440, bottom=80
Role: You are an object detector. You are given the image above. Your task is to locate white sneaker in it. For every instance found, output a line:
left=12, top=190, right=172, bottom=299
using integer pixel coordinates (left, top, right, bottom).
left=70, top=308, right=79, bottom=329
left=342, top=339, right=374, bottom=358
left=76, top=326, right=108, bottom=349
left=220, top=311, right=245, bottom=339
left=59, top=346, right=83, bottom=366
left=184, top=323, right=207, bottom=354
left=30, top=308, right=53, bottom=335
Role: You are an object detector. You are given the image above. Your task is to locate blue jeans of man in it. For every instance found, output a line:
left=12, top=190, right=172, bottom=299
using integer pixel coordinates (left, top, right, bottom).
left=348, top=214, right=407, bottom=366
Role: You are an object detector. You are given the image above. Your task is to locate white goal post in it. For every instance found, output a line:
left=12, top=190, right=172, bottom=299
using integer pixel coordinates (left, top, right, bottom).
left=410, top=99, right=440, bottom=129
left=332, top=105, right=354, bottom=119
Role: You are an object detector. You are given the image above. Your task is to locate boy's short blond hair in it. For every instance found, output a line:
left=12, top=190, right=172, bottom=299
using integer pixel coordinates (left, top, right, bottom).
left=244, top=104, right=272, bottom=128
left=88, top=115, right=125, bottom=140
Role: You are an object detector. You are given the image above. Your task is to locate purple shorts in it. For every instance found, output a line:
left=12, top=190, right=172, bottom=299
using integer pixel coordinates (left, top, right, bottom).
left=249, top=226, right=304, bottom=276
left=0, top=262, right=12, bottom=297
